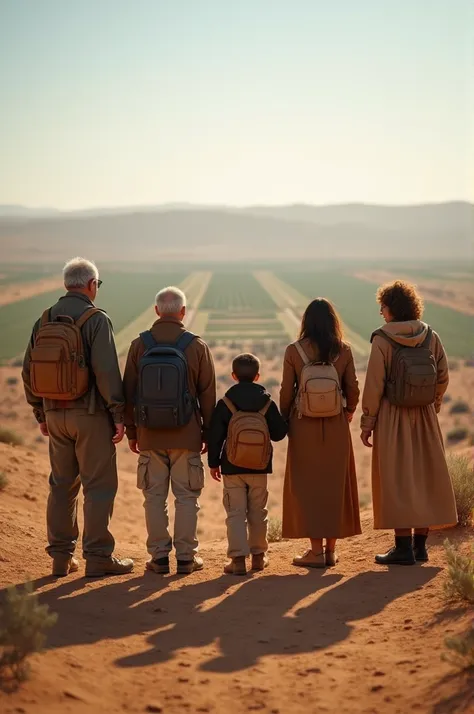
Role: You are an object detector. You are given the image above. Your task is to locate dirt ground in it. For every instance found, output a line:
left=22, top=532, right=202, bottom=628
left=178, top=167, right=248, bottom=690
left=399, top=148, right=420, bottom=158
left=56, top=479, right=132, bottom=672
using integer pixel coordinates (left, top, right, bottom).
left=0, top=277, right=63, bottom=306
left=0, top=354, right=473, bottom=714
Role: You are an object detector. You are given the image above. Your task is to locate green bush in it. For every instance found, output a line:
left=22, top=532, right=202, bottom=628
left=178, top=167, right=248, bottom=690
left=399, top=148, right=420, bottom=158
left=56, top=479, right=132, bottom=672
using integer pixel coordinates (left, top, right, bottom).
left=447, top=427, right=469, bottom=444
left=443, top=540, right=474, bottom=604
left=443, top=623, right=474, bottom=669
left=447, top=453, right=474, bottom=526
left=0, top=582, right=57, bottom=683
left=6, top=377, right=19, bottom=387
left=267, top=517, right=282, bottom=543
left=0, top=472, right=8, bottom=491
left=0, top=428, right=23, bottom=446
left=449, top=400, right=471, bottom=415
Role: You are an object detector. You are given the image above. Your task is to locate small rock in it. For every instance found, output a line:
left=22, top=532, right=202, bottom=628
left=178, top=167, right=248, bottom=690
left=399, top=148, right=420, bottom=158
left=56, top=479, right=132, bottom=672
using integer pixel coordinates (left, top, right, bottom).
left=153, top=607, right=167, bottom=613
left=146, top=705, right=163, bottom=713
left=257, top=638, right=270, bottom=644
left=370, top=685, right=384, bottom=692
left=178, top=661, right=191, bottom=667
left=178, top=677, right=189, bottom=683
left=64, top=689, right=85, bottom=701
left=373, top=671, right=385, bottom=677
left=306, top=667, right=322, bottom=674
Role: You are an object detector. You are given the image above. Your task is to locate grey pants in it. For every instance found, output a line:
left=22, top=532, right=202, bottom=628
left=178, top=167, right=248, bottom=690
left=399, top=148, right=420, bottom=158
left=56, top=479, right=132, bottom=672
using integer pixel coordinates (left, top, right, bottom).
left=45, top=409, right=118, bottom=560
left=223, top=474, right=269, bottom=558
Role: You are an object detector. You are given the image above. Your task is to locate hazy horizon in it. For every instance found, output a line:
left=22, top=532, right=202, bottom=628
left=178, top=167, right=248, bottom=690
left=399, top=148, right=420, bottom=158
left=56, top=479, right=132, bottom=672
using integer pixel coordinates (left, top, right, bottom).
left=1, top=0, right=473, bottom=210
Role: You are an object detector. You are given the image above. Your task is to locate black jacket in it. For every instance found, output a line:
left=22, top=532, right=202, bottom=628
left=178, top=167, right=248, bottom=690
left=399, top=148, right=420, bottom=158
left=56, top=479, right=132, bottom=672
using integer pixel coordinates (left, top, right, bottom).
left=208, top=382, right=288, bottom=475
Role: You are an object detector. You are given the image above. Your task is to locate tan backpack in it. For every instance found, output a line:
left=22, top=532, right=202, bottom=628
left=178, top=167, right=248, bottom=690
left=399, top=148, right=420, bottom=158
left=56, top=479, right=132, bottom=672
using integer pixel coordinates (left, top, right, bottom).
left=294, top=341, right=343, bottom=418
left=223, top=396, right=272, bottom=471
left=30, top=308, right=102, bottom=400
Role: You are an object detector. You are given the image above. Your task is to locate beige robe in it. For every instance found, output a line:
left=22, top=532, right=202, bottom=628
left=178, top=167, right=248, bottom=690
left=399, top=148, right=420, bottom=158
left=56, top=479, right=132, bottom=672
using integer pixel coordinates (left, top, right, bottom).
left=361, top=320, right=457, bottom=530
left=280, top=340, right=362, bottom=539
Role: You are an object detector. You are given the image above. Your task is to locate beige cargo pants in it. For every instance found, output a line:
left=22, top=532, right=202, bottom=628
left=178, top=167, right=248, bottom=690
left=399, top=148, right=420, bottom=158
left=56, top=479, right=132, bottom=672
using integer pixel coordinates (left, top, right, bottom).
left=223, top=474, right=268, bottom=558
left=45, top=409, right=117, bottom=560
left=137, top=450, right=204, bottom=561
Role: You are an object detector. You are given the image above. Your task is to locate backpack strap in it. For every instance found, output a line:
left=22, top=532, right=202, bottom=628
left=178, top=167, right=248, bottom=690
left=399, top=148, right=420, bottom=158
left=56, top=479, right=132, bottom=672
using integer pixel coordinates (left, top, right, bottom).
left=294, top=340, right=310, bottom=365
left=40, top=309, right=51, bottom=327
left=421, top=326, right=433, bottom=349
left=223, top=396, right=237, bottom=414
left=259, top=398, right=272, bottom=416
left=140, top=330, right=157, bottom=351
left=75, top=307, right=103, bottom=329
left=371, top=328, right=401, bottom=351
left=175, top=330, right=196, bottom=352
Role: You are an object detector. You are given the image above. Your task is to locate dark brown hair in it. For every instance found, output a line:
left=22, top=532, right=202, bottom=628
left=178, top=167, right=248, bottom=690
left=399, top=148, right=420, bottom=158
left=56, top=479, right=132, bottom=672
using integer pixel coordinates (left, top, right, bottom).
left=377, top=280, right=424, bottom=321
left=232, top=353, right=260, bottom=382
left=299, top=298, right=344, bottom=362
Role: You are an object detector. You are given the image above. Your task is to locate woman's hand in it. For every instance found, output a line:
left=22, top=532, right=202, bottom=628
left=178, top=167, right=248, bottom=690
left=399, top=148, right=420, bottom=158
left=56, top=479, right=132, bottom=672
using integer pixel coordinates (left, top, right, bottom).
left=345, top=410, right=354, bottom=423
left=360, top=430, right=373, bottom=448
left=210, top=467, right=221, bottom=482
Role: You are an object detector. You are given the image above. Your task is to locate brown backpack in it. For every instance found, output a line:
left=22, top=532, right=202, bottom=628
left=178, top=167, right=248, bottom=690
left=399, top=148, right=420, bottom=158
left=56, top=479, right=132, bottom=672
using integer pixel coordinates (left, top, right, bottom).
left=30, top=308, right=102, bottom=400
left=371, top=326, right=437, bottom=408
left=294, top=341, right=343, bottom=418
left=223, top=396, right=272, bottom=471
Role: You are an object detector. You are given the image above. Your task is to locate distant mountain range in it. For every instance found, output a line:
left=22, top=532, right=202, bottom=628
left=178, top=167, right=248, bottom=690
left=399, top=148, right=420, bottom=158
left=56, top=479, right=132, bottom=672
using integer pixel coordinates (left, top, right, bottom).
left=0, top=202, right=472, bottom=262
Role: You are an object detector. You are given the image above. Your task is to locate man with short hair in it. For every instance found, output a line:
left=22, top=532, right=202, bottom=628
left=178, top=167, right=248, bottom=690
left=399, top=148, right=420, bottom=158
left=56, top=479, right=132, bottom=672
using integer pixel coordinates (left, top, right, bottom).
left=123, top=285, right=216, bottom=575
left=22, top=257, right=133, bottom=577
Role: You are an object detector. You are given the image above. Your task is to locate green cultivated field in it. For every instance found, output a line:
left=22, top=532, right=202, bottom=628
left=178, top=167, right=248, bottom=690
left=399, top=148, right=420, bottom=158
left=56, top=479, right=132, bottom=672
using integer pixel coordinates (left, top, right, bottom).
left=201, top=273, right=278, bottom=311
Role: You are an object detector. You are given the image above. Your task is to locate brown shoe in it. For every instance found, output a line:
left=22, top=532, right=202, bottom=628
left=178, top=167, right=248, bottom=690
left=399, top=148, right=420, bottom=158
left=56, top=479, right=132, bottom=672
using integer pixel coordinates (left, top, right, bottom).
left=224, top=556, right=247, bottom=576
left=52, top=556, right=79, bottom=577
left=251, top=553, right=269, bottom=571
left=293, top=550, right=326, bottom=568
left=177, top=555, right=204, bottom=575
left=325, top=550, right=339, bottom=567
left=146, top=557, right=170, bottom=575
left=85, top=556, right=134, bottom=577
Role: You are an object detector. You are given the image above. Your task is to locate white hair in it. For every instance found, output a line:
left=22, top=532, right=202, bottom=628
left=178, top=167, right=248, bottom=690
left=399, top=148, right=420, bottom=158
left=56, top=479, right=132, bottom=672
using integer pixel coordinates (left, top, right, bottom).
left=63, top=257, right=99, bottom=289
left=155, top=286, right=186, bottom=314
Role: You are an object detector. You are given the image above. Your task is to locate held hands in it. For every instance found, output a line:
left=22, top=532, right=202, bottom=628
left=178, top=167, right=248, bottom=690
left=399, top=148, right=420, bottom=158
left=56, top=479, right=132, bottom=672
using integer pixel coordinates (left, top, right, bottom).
left=128, top=439, right=140, bottom=454
left=345, top=410, right=354, bottom=423
left=360, top=429, right=373, bottom=448
left=210, top=467, right=221, bottom=482
left=39, top=422, right=49, bottom=437
left=112, top=423, right=125, bottom=444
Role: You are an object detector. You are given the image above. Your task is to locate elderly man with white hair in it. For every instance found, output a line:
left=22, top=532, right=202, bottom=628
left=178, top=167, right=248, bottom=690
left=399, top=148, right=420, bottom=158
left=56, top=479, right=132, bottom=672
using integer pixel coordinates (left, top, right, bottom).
left=22, top=257, right=133, bottom=577
left=123, top=285, right=216, bottom=575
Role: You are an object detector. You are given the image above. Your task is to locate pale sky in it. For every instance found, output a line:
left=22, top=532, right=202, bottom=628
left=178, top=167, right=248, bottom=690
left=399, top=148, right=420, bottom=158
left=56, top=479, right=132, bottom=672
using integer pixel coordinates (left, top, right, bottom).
left=1, top=0, right=473, bottom=209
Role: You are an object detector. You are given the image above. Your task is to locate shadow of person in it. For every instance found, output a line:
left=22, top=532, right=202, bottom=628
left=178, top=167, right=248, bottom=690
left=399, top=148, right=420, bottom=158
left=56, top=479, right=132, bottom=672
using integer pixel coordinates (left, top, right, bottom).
left=116, top=571, right=343, bottom=671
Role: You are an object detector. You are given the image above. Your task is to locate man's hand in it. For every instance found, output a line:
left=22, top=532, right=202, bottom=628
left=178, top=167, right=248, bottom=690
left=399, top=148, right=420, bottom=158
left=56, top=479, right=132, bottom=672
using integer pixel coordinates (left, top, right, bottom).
left=112, top=423, right=125, bottom=444
left=360, top=429, right=373, bottom=448
left=201, top=442, right=208, bottom=455
left=128, top=439, right=140, bottom=454
left=210, top=467, right=221, bottom=482
left=39, top=422, right=49, bottom=437
left=345, top=410, right=354, bottom=423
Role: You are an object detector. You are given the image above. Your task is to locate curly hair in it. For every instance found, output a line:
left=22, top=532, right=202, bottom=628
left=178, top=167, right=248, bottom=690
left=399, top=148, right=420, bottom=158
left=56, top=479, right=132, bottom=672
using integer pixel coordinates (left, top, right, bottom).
left=376, top=280, right=424, bottom=321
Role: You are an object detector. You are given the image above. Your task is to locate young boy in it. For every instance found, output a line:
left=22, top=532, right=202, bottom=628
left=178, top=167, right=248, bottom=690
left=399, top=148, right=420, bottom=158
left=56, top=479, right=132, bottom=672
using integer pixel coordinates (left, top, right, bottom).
left=208, top=353, right=287, bottom=575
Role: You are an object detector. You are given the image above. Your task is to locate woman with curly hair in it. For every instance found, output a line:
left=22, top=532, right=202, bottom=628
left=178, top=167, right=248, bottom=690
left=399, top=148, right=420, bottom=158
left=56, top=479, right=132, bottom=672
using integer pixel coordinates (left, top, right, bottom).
left=361, top=281, right=457, bottom=565
left=280, top=298, right=361, bottom=568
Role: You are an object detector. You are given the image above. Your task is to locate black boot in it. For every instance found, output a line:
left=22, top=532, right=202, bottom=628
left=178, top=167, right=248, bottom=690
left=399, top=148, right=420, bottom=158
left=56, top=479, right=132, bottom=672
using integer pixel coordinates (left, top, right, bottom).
left=413, top=534, right=428, bottom=562
left=375, top=536, right=416, bottom=565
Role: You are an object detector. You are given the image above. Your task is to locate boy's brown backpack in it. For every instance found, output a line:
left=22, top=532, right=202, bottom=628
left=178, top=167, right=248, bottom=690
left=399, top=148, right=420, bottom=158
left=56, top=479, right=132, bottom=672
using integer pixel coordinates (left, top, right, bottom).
left=371, top=326, right=437, bottom=408
left=294, top=341, right=343, bottom=418
left=222, top=396, right=272, bottom=471
left=30, top=308, right=102, bottom=400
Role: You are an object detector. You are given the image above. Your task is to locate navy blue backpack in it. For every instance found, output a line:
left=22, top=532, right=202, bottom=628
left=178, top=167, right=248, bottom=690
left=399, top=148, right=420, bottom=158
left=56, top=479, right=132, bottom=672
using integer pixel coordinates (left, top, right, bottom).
left=135, top=330, right=197, bottom=429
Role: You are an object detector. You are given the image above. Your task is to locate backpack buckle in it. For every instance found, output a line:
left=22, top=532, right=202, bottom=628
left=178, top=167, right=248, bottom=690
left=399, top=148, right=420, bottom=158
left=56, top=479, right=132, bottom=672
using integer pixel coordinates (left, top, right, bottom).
left=77, top=354, right=85, bottom=368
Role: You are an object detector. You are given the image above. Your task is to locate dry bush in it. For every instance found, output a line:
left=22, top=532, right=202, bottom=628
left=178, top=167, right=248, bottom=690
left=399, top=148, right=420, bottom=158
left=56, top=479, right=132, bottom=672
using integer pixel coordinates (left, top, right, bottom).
left=0, top=428, right=23, bottom=446
left=443, top=540, right=474, bottom=604
left=267, top=517, right=282, bottom=543
left=6, top=377, right=19, bottom=387
left=0, top=582, right=57, bottom=684
left=0, top=472, right=8, bottom=491
left=447, top=427, right=469, bottom=445
left=443, top=624, right=474, bottom=669
left=450, top=400, right=471, bottom=415
left=447, top=453, right=474, bottom=526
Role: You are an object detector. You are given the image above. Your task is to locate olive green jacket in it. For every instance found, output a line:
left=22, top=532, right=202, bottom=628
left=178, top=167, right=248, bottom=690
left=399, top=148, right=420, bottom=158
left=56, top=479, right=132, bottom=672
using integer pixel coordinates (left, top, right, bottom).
left=22, top=291, right=124, bottom=424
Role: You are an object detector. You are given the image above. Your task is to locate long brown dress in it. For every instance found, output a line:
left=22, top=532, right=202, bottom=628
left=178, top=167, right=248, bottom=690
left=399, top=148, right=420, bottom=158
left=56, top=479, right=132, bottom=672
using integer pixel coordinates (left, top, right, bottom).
left=280, top=339, right=362, bottom=539
left=361, top=320, right=457, bottom=529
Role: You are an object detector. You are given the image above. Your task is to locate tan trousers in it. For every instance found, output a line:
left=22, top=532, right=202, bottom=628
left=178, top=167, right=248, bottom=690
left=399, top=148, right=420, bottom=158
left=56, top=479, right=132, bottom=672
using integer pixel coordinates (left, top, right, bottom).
left=137, top=449, right=204, bottom=561
left=45, top=409, right=117, bottom=560
left=223, top=474, right=268, bottom=558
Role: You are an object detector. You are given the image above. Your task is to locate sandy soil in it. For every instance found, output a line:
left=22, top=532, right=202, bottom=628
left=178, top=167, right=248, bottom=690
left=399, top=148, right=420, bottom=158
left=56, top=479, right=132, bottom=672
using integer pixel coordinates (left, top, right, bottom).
left=0, top=278, right=63, bottom=306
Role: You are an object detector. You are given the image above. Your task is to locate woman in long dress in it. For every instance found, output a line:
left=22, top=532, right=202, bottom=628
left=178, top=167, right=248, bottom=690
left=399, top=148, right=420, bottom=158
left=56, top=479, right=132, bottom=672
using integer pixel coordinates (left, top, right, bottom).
left=280, top=298, right=361, bottom=568
left=361, top=280, right=457, bottom=565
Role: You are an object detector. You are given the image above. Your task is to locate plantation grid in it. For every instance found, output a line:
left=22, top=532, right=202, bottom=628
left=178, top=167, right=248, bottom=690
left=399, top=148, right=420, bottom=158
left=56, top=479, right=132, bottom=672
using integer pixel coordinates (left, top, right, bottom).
left=0, top=263, right=473, bottom=363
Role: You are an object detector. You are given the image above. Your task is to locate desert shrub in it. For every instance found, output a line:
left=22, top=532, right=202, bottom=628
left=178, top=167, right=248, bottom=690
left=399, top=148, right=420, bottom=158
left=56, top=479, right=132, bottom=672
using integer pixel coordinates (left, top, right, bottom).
left=10, top=358, right=23, bottom=368
left=448, top=453, right=474, bottom=526
left=443, top=624, right=474, bottom=669
left=0, top=472, right=8, bottom=491
left=267, top=517, right=282, bottom=543
left=264, top=377, right=280, bottom=389
left=0, top=582, right=57, bottom=683
left=450, top=400, right=471, bottom=415
left=6, top=377, right=19, bottom=387
left=464, top=358, right=474, bottom=368
left=447, top=427, right=469, bottom=444
left=0, top=428, right=24, bottom=446
left=442, top=393, right=452, bottom=403
left=443, top=540, right=474, bottom=604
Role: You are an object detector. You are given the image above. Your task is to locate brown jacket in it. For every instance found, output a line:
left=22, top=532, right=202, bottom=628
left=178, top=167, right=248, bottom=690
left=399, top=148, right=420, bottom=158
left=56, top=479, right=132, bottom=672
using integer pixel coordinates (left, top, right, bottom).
left=360, top=320, right=457, bottom=529
left=22, top=292, right=124, bottom=424
left=123, top=316, right=216, bottom=452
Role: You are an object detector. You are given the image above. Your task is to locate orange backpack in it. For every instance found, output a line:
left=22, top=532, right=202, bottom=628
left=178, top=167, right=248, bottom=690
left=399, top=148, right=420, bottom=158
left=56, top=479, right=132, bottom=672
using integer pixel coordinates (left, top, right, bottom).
left=223, top=396, right=272, bottom=471
left=30, top=308, right=101, bottom=400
